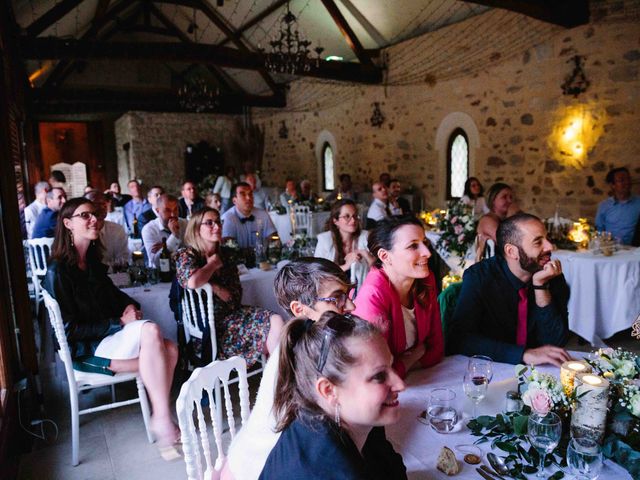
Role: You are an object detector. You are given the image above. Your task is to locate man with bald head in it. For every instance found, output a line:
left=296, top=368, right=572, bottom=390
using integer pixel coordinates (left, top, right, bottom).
left=141, top=194, right=187, bottom=268
left=85, top=190, right=129, bottom=267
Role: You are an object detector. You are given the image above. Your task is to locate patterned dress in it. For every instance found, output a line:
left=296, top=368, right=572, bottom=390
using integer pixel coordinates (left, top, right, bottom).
left=175, top=246, right=271, bottom=367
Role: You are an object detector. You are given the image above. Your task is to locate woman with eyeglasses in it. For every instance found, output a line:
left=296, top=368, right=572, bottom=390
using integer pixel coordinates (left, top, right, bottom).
left=174, top=207, right=284, bottom=366
left=353, top=216, right=444, bottom=379
left=259, top=312, right=407, bottom=480
left=43, top=198, right=180, bottom=446
left=315, top=199, right=374, bottom=294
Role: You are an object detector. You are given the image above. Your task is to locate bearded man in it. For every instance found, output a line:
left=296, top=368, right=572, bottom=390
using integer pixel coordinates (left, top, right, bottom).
left=447, top=213, right=570, bottom=366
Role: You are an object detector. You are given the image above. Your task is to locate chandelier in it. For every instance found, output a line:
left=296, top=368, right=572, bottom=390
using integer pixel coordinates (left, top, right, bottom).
left=264, top=1, right=323, bottom=75
left=178, top=77, right=219, bottom=113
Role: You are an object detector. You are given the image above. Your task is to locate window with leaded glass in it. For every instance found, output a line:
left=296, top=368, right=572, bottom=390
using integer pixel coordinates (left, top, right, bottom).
left=447, top=128, right=469, bottom=199
left=322, top=143, right=335, bottom=191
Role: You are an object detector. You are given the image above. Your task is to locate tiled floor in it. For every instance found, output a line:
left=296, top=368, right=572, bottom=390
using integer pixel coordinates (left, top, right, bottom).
left=18, top=329, right=639, bottom=480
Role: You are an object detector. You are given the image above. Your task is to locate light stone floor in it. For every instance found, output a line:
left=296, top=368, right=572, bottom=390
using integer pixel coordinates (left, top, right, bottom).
left=17, top=329, right=639, bottom=480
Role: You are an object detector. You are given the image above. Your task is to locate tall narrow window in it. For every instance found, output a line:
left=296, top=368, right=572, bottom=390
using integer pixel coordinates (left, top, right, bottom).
left=447, top=128, right=468, bottom=199
left=322, top=143, right=335, bottom=191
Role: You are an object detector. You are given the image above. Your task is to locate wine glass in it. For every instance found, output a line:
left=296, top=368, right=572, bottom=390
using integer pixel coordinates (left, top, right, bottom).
left=567, top=438, right=603, bottom=480
left=468, top=355, right=493, bottom=384
left=427, top=388, right=458, bottom=434
left=527, top=412, right=562, bottom=478
left=463, top=372, right=488, bottom=418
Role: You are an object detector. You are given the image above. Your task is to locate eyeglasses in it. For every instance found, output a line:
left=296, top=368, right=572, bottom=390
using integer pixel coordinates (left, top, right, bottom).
left=316, top=287, right=354, bottom=310
left=71, top=211, right=105, bottom=221
left=316, top=314, right=356, bottom=373
left=200, top=219, right=221, bottom=227
left=337, top=213, right=359, bottom=222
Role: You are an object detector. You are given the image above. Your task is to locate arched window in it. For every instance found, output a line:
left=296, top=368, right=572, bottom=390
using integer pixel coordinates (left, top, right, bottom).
left=322, top=143, right=335, bottom=191
left=447, top=128, right=468, bottom=199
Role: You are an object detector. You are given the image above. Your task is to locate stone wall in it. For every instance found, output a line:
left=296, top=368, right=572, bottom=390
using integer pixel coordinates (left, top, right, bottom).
left=252, top=8, right=640, bottom=220
left=114, top=111, right=238, bottom=195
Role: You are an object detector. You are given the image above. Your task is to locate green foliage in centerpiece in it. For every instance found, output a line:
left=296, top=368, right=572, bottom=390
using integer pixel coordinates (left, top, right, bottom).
left=436, top=201, right=477, bottom=263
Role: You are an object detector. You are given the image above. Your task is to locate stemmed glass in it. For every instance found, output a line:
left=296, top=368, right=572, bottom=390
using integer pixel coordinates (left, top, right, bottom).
left=468, top=355, right=493, bottom=384
left=463, top=361, right=489, bottom=418
left=527, top=412, right=562, bottom=478
left=567, top=438, right=603, bottom=480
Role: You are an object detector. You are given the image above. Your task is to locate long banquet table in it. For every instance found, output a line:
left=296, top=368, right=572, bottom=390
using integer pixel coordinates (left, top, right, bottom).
left=122, top=267, right=285, bottom=343
left=386, top=354, right=631, bottom=479
left=553, top=248, right=640, bottom=346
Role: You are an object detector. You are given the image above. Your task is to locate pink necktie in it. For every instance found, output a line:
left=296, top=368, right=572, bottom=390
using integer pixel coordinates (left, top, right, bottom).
left=516, top=287, right=528, bottom=347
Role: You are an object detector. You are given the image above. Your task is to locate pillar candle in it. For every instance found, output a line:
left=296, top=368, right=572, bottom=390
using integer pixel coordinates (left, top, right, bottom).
left=570, top=373, right=610, bottom=444
left=560, top=360, right=592, bottom=396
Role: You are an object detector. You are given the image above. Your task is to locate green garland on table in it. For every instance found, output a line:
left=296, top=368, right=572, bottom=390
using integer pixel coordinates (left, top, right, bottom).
left=468, top=412, right=567, bottom=480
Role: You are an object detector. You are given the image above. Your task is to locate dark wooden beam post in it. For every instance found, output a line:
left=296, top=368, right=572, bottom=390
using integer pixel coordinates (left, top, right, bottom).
left=459, top=0, right=589, bottom=28
left=25, top=0, right=85, bottom=37
left=320, top=0, right=374, bottom=67
left=217, top=0, right=288, bottom=47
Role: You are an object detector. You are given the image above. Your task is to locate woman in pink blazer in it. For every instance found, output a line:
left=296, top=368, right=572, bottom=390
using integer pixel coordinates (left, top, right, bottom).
left=353, top=216, right=444, bottom=378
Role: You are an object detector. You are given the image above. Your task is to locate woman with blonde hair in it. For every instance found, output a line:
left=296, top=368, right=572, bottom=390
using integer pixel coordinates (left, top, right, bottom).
left=174, top=207, right=283, bottom=365
left=475, top=182, right=517, bottom=260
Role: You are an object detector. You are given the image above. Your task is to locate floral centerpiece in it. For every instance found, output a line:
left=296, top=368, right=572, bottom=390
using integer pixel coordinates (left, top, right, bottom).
left=197, top=173, right=218, bottom=195
left=468, top=350, right=640, bottom=479
left=435, top=201, right=477, bottom=265
left=280, top=233, right=317, bottom=260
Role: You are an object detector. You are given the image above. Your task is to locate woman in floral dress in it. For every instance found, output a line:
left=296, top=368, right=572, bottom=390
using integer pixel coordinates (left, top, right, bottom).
left=175, top=207, right=284, bottom=366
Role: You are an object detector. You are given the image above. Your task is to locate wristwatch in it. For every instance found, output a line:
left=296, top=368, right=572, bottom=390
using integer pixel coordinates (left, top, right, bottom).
left=532, top=283, right=550, bottom=290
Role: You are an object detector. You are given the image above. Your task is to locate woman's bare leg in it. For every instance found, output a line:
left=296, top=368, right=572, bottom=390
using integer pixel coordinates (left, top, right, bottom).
left=264, top=314, right=284, bottom=355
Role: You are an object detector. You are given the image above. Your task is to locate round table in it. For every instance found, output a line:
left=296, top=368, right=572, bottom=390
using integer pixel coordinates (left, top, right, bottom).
left=553, top=248, right=640, bottom=346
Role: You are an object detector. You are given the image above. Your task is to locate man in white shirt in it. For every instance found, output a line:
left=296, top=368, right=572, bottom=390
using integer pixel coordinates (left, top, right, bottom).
left=85, top=191, right=129, bottom=268
left=221, top=182, right=276, bottom=249
left=138, top=185, right=164, bottom=233
left=141, top=194, right=187, bottom=268
left=24, top=181, right=50, bottom=238
left=366, top=181, right=391, bottom=229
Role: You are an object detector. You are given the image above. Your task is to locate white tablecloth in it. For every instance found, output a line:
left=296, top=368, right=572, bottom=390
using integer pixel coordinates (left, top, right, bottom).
left=122, top=268, right=285, bottom=343
left=387, top=354, right=631, bottom=480
left=553, top=248, right=640, bottom=346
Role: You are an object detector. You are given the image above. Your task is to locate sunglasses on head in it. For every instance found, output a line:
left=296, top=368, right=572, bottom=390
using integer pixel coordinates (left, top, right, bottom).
left=316, top=314, right=356, bottom=374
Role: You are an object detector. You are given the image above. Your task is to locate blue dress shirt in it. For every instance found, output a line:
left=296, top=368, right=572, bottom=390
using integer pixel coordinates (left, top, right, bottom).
left=595, top=195, right=640, bottom=245
left=123, top=198, right=151, bottom=236
left=32, top=207, right=59, bottom=239
left=221, top=207, right=276, bottom=249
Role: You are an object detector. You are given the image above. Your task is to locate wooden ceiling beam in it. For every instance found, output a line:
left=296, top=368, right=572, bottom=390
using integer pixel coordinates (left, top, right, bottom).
left=25, top=0, right=85, bottom=37
left=20, top=37, right=384, bottom=84
left=460, top=0, right=589, bottom=28
left=320, top=0, right=374, bottom=67
left=217, top=0, right=288, bottom=47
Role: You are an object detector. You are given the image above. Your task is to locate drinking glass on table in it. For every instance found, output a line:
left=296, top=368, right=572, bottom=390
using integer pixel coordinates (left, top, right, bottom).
left=427, top=388, right=458, bottom=434
left=462, top=359, right=493, bottom=418
left=468, top=355, right=493, bottom=384
left=527, top=412, right=562, bottom=478
left=567, top=438, right=603, bottom=480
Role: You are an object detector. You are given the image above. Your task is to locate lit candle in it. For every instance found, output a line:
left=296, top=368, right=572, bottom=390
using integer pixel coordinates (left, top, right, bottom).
left=560, top=360, right=592, bottom=395
left=570, top=373, right=610, bottom=444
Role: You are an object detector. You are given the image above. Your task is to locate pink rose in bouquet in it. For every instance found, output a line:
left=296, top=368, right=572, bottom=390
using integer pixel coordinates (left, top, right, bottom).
left=530, top=390, right=552, bottom=415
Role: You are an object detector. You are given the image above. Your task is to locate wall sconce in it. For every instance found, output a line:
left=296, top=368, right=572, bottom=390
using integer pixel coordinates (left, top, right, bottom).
left=278, top=120, right=288, bottom=139
left=370, top=102, right=385, bottom=128
left=561, top=55, right=590, bottom=98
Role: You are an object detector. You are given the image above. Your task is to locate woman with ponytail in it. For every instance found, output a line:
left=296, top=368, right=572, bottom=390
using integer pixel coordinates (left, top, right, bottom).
left=353, top=216, right=444, bottom=379
left=259, top=312, right=407, bottom=480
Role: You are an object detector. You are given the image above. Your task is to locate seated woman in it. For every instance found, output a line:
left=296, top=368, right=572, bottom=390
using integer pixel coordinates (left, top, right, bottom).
left=174, top=207, right=284, bottom=366
left=43, top=198, right=179, bottom=445
left=353, top=217, right=444, bottom=379
left=475, top=182, right=514, bottom=260
left=259, top=312, right=407, bottom=480
left=204, top=192, right=222, bottom=212
left=314, top=199, right=373, bottom=294
left=460, top=177, right=489, bottom=218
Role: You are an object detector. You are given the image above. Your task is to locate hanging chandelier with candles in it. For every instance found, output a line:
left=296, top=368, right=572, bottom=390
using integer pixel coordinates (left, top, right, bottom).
left=178, top=77, right=219, bottom=113
left=264, top=1, right=323, bottom=75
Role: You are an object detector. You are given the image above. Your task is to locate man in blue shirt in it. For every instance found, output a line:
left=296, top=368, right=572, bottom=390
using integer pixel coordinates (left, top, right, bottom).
left=221, top=182, right=276, bottom=249
left=447, top=213, right=570, bottom=366
left=595, top=167, right=640, bottom=245
left=32, top=187, right=67, bottom=238
left=123, top=179, right=151, bottom=237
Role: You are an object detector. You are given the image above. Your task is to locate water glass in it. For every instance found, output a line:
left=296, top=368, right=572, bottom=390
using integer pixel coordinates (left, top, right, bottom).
left=527, top=412, right=562, bottom=478
left=463, top=373, right=488, bottom=418
left=427, top=388, right=458, bottom=433
left=567, top=438, right=603, bottom=480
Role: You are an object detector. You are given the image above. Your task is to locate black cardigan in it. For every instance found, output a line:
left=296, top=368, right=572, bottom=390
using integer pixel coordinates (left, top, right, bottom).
left=43, top=255, right=138, bottom=358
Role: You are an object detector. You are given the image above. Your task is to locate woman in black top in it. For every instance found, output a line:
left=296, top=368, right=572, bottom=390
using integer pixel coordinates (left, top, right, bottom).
left=43, top=198, right=179, bottom=446
left=259, top=312, right=407, bottom=480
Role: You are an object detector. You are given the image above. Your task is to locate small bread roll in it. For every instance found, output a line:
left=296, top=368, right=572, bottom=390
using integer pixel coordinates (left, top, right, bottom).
left=436, top=446, right=460, bottom=475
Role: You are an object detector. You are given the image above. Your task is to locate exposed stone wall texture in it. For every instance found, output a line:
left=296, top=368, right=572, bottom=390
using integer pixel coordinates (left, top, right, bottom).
left=114, top=112, right=238, bottom=195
